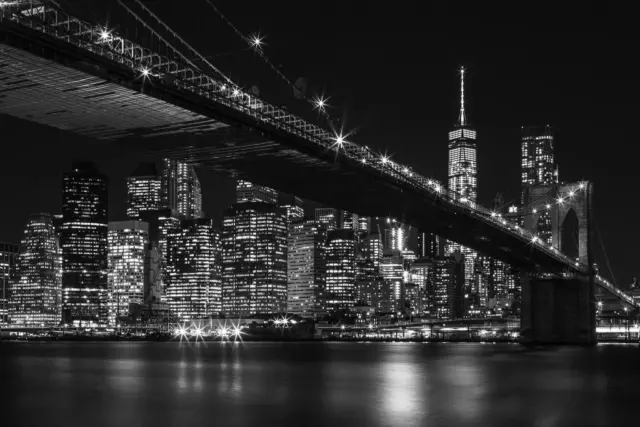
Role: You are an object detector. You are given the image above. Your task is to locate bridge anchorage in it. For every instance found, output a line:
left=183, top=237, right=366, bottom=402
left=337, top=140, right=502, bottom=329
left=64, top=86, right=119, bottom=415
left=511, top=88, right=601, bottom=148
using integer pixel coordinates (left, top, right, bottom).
left=0, top=1, right=635, bottom=345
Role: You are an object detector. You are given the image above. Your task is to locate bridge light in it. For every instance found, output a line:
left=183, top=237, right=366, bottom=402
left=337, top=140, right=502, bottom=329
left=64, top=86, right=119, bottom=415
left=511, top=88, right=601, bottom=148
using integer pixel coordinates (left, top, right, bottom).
left=313, top=96, right=329, bottom=111
left=334, top=133, right=345, bottom=147
left=99, top=29, right=111, bottom=41
left=532, top=236, right=538, bottom=243
left=249, top=33, right=264, bottom=49
left=141, top=67, right=150, bottom=77
left=490, top=212, right=496, bottom=217
left=546, top=204, right=551, bottom=209
left=569, top=191, right=575, bottom=197
left=579, top=182, right=585, bottom=189
left=361, top=158, right=366, bottom=164
left=403, top=167, right=409, bottom=173
left=532, top=208, right=537, bottom=213
left=232, top=88, right=240, bottom=97
left=381, top=156, right=389, bottom=164
left=557, top=197, right=564, bottom=204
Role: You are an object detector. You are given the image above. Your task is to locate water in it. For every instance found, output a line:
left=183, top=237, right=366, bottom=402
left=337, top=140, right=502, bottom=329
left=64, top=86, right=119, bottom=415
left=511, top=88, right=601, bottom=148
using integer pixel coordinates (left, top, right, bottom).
left=1, top=341, right=638, bottom=426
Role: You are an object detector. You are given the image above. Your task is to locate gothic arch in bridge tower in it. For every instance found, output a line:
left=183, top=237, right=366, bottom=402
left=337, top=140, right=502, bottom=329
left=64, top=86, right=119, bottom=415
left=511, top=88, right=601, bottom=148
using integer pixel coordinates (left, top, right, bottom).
left=522, top=181, right=593, bottom=267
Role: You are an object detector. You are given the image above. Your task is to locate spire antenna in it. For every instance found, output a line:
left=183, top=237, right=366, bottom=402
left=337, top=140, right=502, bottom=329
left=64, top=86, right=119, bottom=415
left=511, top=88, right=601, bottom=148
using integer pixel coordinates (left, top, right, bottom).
left=458, top=66, right=466, bottom=126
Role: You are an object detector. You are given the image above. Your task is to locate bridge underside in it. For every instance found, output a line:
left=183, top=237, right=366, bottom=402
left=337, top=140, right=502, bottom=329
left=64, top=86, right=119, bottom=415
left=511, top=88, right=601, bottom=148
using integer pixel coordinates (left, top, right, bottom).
left=0, top=22, right=590, bottom=276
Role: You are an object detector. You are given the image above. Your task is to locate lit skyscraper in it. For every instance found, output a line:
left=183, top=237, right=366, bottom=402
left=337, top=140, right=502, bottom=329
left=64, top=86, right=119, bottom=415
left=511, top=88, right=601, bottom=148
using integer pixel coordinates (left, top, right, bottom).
left=315, top=208, right=339, bottom=231
left=448, top=67, right=477, bottom=201
left=447, top=67, right=478, bottom=305
left=280, top=195, right=304, bottom=223
left=384, top=222, right=408, bottom=252
left=61, top=162, right=108, bottom=326
left=521, top=125, right=557, bottom=244
left=236, top=180, right=278, bottom=205
left=161, top=158, right=203, bottom=220
left=381, top=249, right=404, bottom=310
left=107, top=221, right=148, bottom=323
left=222, top=203, right=288, bottom=317
left=0, top=243, right=18, bottom=324
left=10, top=214, right=62, bottom=327
left=126, top=162, right=161, bottom=219
left=417, top=232, right=441, bottom=258
left=287, top=221, right=327, bottom=317
left=325, top=229, right=356, bottom=311
left=139, top=208, right=181, bottom=293
left=166, top=219, right=221, bottom=320
left=342, top=211, right=359, bottom=232
left=427, top=255, right=465, bottom=320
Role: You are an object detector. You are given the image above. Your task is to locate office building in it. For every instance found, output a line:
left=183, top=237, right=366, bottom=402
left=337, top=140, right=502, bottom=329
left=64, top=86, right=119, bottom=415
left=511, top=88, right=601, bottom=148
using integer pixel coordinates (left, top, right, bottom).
left=287, top=221, right=327, bottom=317
left=315, top=208, right=339, bottom=231
left=61, top=162, right=108, bottom=326
left=139, top=208, right=181, bottom=293
left=161, top=158, right=203, bottom=220
left=166, top=219, right=221, bottom=320
left=0, top=243, right=18, bottom=324
left=236, top=180, right=278, bottom=205
left=10, top=214, right=62, bottom=327
left=417, top=232, right=442, bottom=258
left=427, top=255, right=465, bottom=320
left=280, top=195, right=304, bottom=223
left=521, top=125, right=557, bottom=244
left=222, top=203, right=287, bottom=316
left=446, top=67, right=478, bottom=307
left=107, top=221, right=148, bottom=323
left=325, top=229, right=356, bottom=311
left=126, top=163, right=161, bottom=220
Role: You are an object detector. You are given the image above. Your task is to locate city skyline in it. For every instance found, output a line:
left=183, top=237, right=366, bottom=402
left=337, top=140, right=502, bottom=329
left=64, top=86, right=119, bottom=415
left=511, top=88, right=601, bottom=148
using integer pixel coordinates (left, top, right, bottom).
left=0, top=2, right=637, bottom=288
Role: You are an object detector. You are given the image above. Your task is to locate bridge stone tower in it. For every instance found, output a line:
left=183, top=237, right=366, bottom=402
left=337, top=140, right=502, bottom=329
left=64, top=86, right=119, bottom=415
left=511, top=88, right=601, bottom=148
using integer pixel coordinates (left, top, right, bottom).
left=520, top=181, right=596, bottom=345
left=522, top=181, right=593, bottom=266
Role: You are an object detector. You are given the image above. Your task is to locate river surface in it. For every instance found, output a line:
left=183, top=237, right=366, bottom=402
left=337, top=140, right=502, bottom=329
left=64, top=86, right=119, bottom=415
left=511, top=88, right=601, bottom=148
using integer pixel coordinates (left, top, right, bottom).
left=1, top=341, right=638, bottom=426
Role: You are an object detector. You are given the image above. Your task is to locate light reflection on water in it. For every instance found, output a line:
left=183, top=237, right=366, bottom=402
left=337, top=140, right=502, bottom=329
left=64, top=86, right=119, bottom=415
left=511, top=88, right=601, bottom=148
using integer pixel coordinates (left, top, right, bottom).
left=3, top=342, right=639, bottom=427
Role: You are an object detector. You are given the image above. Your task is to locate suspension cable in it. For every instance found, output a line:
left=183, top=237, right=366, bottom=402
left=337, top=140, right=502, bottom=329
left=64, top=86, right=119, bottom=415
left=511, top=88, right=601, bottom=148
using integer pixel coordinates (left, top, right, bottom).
left=118, top=0, right=234, bottom=85
left=593, top=214, right=618, bottom=287
left=201, top=0, right=330, bottom=118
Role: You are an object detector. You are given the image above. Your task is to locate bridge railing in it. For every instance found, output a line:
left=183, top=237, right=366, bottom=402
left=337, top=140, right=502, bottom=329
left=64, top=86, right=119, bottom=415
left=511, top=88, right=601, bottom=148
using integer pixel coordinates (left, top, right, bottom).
left=2, top=2, right=631, bottom=303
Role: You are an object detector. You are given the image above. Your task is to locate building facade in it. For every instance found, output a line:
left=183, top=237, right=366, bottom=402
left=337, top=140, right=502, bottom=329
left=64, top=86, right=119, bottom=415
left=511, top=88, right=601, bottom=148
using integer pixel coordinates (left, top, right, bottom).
left=10, top=214, right=62, bottom=327
left=126, top=162, right=161, bottom=220
left=61, top=162, right=108, bottom=326
left=315, top=208, right=339, bottom=231
left=325, top=229, right=356, bottom=311
left=287, top=221, right=327, bottom=317
left=222, top=203, right=288, bottom=316
left=161, top=158, right=203, bottom=220
left=0, top=242, right=18, bottom=324
left=107, top=221, right=148, bottom=324
left=521, top=125, right=557, bottom=244
left=166, top=219, right=221, bottom=321
left=236, top=180, right=278, bottom=205
left=446, top=67, right=479, bottom=309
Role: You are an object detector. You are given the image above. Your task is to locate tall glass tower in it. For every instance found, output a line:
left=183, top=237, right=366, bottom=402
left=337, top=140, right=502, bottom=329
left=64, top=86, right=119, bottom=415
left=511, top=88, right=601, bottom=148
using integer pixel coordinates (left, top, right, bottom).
left=11, top=214, right=62, bottom=327
left=521, top=125, right=557, bottom=245
left=447, top=67, right=479, bottom=310
left=448, top=67, right=478, bottom=201
left=107, top=221, right=148, bottom=324
left=166, top=219, right=221, bottom=321
left=126, top=162, right=161, bottom=219
left=61, top=162, right=108, bottom=326
left=161, top=158, right=203, bottom=220
left=222, top=203, right=288, bottom=317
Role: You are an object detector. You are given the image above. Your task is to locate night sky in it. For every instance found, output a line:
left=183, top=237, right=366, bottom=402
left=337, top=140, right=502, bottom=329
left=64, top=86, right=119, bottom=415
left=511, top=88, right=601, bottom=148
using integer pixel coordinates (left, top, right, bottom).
left=1, top=2, right=637, bottom=286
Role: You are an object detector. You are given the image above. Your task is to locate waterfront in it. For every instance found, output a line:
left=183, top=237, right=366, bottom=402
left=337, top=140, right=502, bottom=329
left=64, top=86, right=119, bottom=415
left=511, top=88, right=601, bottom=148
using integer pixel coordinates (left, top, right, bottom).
left=2, top=342, right=639, bottom=426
